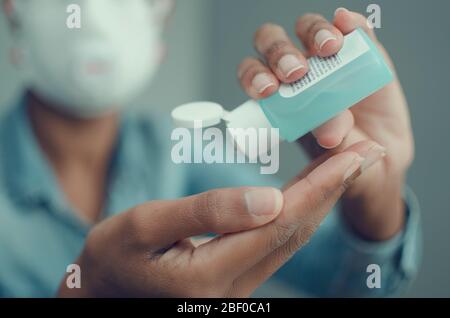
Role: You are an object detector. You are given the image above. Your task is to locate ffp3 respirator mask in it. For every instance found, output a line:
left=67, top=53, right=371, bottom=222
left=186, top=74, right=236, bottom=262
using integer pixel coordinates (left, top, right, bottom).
left=10, top=0, right=168, bottom=117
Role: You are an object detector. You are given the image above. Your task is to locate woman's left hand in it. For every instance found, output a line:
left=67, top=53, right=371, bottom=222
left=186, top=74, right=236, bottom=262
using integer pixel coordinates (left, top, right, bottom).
left=237, top=8, right=414, bottom=241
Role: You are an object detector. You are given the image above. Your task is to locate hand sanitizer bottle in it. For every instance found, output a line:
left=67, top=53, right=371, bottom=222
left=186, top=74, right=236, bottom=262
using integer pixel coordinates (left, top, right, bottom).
left=172, top=28, right=394, bottom=156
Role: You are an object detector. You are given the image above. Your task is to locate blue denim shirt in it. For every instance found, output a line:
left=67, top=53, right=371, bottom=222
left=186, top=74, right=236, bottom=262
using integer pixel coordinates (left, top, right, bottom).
left=0, top=97, right=421, bottom=297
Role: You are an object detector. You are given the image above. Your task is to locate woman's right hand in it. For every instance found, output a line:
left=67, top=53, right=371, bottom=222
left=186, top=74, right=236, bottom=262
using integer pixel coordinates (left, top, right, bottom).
left=58, top=141, right=382, bottom=297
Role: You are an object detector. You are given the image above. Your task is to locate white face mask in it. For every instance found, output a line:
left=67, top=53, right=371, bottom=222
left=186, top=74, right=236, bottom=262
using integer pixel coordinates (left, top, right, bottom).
left=11, top=0, right=165, bottom=118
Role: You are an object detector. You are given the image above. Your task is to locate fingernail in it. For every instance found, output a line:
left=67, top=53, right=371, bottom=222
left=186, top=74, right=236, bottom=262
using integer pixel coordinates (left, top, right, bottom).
left=252, top=73, right=276, bottom=94
left=245, top=188, right=283, bottom=216
left=344, top=155, right=365, bottom=183
left=334, top=7, right=349, bottom=16
left=361, top=144, right=387, bottom=172
left=278, top=54, right=305, bottom=78
left=315, top=29, right=337, bottom=51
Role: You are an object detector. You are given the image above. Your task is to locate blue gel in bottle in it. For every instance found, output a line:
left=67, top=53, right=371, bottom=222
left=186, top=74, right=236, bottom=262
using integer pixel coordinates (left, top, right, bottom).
left=227, top=28, right=394, bottom=143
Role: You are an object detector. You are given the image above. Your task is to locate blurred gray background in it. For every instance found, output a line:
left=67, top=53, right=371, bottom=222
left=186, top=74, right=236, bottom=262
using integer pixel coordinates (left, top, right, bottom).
left=1, top=0, right=449, bottom=297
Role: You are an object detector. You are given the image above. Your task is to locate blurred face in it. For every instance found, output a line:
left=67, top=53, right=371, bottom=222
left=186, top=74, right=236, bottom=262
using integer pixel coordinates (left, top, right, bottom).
left=8, top=0, right=169, bottom=118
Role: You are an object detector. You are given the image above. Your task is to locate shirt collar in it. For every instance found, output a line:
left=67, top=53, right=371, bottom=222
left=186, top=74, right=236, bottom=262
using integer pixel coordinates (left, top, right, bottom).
left=2, top=96, right=65, bottom=210
left=2, top=95, right=154, bottom=217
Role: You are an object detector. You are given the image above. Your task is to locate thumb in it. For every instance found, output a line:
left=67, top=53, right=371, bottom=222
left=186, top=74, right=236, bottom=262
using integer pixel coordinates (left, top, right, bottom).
left=125, top=186, right=284, bottom=250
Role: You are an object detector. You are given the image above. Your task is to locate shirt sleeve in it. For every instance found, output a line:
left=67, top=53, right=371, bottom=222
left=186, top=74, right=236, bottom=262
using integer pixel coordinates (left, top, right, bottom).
left=274, top=186, right=422, bottom=297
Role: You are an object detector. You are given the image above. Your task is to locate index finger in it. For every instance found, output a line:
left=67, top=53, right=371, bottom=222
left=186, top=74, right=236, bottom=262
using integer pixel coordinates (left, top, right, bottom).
left=194, top=149, right=365, bottom=279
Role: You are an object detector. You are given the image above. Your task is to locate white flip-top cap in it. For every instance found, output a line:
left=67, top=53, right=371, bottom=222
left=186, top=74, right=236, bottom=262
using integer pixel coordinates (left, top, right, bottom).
left=171, top=100, right=278, bottom=159
left=171, top=100, right=273, bottom=130
left=171, top=101, right=225, bottom=128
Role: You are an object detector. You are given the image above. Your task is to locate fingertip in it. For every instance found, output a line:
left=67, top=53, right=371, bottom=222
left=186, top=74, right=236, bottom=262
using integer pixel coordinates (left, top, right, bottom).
left=314, top=29, right=344, bottom=57
left=314, top=150, right=363, bottom=179
left=282, top=65, right=308, bottom=83
left=256, top=80, right=279, bottom=98
left=244, top=187, right=284, bottom=218
left=285, top=150, right=362, bottom=205
left=317, top=37, right=343, bottom=57
left=315, top=134, right=344, bottom=150
left=333, top=7, right=356, bottom=34
left=249, top=72, right=279, bottom=99
left=238, top=57, right=281, bottom=100
left=312, top=110, right=354, bottom=149
left=333, top=8, right=377, bottom=40
left=276, top=54, right=309, bottom=83
left=343, top=140, right=387, bottom=160
left=273, top=188, right=284, bottom=216
left=341, top=142, right=387, bottom=177
left=334, top=7, right=350, bottom=17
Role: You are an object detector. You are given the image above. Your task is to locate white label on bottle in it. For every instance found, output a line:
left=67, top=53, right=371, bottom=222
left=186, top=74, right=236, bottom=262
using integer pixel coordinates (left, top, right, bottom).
left=279, top=30, right=370, bottom=98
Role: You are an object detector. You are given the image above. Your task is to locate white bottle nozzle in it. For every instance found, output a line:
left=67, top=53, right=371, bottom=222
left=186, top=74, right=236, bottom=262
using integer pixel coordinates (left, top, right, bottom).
left=223, top=99, right=273, bottom=130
